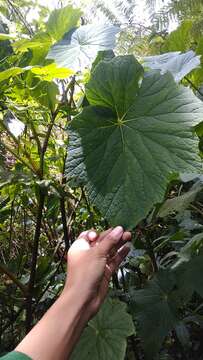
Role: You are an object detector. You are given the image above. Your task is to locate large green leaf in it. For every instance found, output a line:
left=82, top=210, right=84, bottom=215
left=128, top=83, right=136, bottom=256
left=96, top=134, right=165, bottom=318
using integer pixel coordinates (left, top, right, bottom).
left=70, top=298, right=134, bottom=360
left=66, top=55, right=203, bottom=228
left=46, top=5, right=82, bottom=42
left=47, top=24, right=120, bottom=71
left=131, top=271, right=180, bottom=359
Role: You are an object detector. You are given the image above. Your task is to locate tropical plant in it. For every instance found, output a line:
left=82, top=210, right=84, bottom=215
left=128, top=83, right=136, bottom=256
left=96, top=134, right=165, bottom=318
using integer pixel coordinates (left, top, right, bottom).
left=1, top=1, right=203, bottom=360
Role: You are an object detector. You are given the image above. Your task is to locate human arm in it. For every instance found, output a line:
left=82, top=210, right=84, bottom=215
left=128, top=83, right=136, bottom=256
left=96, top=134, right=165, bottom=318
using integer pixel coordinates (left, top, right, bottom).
left=14, top=226, right=131, bottom=360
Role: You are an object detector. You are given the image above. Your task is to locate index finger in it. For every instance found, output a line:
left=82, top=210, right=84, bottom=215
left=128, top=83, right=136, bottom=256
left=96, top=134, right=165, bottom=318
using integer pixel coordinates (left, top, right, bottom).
left=98, top=226, right=124, bottom=256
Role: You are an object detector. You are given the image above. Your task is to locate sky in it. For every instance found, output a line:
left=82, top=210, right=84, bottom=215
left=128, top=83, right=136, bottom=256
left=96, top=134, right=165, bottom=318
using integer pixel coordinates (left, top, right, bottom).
left=32, top=0, right=177, bottom=31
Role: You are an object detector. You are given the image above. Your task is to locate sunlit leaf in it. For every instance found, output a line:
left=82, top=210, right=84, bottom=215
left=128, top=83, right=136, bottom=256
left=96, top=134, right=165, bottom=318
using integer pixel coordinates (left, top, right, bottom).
left=47, top=24, right=120, bottom=70
left=144, top=51, right=200, bottom=82
left=31, top=63, right=74, bottom=81
left=46, top=5, right=82, bottom=42
left=4, top=111, right=25, bottom=137
left=0, top=67, right=24, bottom=82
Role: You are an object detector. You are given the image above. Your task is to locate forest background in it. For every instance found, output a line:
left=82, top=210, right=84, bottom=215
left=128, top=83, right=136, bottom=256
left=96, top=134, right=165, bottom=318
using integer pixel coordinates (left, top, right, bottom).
left=1, top=0, right=203, bottom=359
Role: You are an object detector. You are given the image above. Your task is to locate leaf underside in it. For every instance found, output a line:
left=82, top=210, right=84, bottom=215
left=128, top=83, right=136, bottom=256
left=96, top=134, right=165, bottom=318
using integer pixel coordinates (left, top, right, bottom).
left=47, top=24, right=120, bottom=71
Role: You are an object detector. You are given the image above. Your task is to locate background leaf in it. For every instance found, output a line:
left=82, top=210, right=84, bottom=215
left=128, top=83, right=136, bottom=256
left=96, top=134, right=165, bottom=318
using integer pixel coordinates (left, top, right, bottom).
left=131, top=271, right=179, bottom=359
left=47, top=24, right=120, bottom=70
left=143, top=51, right=200, bottom=82
left=70, top=298, right=135, bottom=360
left=46, top=5, right=82, bottom=42
left=31, top=63, right=74, bottom=81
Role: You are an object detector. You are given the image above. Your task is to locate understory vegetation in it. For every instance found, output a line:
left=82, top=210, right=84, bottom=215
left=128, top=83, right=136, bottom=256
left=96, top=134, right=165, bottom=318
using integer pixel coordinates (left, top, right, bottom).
left=0, top=1, right=203, bottom=359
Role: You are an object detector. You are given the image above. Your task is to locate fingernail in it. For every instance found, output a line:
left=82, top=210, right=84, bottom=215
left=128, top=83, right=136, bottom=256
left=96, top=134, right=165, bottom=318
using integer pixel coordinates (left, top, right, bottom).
left=88, top=231, right=97, bottom=241
left=111, top=226, right=123, bottom=236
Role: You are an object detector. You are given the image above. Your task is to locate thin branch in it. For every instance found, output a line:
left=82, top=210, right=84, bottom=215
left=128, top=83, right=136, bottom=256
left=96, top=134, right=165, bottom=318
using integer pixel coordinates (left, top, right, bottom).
left=2, top=142, right=39, bottom=174
left=145, top=234, right=158, bottom=272
left=185, top=77, right=203, bottom=97
left=30, top=121, right=42, bottom=154
left=60, top=197, right=70, bottom=251
left=0, top=263, right=27, bottom=295
left=6, top=0, right=34, bottom=36
left=25, top=190, right=45, bottom=332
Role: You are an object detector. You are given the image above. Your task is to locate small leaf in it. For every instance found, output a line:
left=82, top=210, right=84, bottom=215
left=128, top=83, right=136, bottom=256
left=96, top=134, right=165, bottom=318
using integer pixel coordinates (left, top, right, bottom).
left=31, top=63, right=74, bottom=81
left=31, top=81, right=58, bottom=111
left=91, top=50, right=115, bottom=71
left=175, top=322, right=190, bottom=348
left=4, top=111, right=25, bottom=137
left=158, top=182, right=202, bottom=218
left=0, top=67, right=24, bottom=82
left=70, top=297, right=135, bottom=360
left=47, top=24, right=120, bottom=70
left=0, top=33, right=16, bottom=40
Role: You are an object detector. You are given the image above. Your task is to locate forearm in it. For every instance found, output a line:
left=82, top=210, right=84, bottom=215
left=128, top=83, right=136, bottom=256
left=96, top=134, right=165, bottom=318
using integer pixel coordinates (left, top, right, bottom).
left=16, top=289, right=90, bottom=360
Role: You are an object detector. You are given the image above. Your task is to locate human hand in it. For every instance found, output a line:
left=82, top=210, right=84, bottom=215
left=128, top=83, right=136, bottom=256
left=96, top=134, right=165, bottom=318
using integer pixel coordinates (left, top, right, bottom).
left=64, top=226, right=131, bottom=317
left=15, top=227, right=131, bottom=360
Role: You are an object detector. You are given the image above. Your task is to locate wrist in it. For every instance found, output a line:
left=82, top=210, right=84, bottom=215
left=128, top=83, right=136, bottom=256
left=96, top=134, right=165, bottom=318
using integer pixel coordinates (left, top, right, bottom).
left=61, top=285, right=93, bottom=320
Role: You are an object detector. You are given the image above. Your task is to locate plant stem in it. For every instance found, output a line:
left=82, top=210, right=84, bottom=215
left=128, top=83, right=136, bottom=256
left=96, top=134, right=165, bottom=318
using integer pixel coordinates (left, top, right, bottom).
left=6, top=0, right=34, bottom=36
left=8, top=199, right=15, bottom=258
left=129, top=335, right=140, bottom=360
left=1, top=137, right=40, bottom=176
left=25, top=109, right=58, bottom=331
left=60, top=197, right=70, bottom=251
left=81, top=187, right=94, bottom=227
left=25, top=189, right=45, bottom=332
left=190, top=203, right=203, bottom=217
left=145, top=234, right=158, bottom=272
left=185, top=77, right=203, bottom=97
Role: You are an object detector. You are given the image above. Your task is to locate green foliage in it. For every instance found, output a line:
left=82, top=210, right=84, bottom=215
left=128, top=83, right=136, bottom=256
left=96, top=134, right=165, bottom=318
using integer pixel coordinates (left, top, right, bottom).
left=71, top=298, right=135, bottom=360
left=46, top=5, right=82, bottom=42
left=0, top=67, right=25, bottom=82
left=158, top=182, right=202, bottom=217
left=31, top=63, right=74, bottom=81
left=131, top=270, right=179, bottom=358
left=163, top=20, right=194, bottom=52
left=131, top=254, right=203, bottom=358
left=67, top=55, right=202, bottom=228
left=143, top=50, right=200, bottom=82
left=47, top=24, right=120, bottom=70
left=1, top=2, right=203, bottom=359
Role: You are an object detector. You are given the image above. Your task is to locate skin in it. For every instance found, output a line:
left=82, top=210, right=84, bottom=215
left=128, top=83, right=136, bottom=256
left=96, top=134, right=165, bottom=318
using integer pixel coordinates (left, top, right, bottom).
left=15, top=226, right=131, bottom=360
